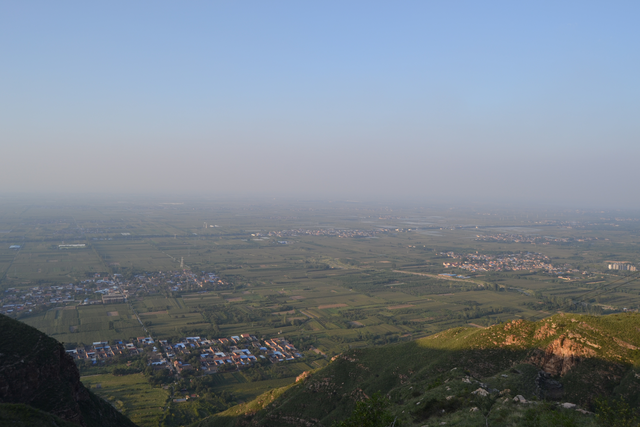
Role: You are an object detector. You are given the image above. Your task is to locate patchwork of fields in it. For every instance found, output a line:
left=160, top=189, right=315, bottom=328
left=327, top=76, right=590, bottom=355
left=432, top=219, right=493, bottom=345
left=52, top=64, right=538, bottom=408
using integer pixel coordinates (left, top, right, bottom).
left=4, top=199, right=639, bottom=356
left=3, top=199, right=640, bottom=426
left=23, top=303, right=143, bottom=344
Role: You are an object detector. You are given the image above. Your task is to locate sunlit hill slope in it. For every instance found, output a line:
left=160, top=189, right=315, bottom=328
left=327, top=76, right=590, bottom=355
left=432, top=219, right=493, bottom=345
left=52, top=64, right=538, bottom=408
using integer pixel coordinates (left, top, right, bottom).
left=196, top=312, right=640, bottom=426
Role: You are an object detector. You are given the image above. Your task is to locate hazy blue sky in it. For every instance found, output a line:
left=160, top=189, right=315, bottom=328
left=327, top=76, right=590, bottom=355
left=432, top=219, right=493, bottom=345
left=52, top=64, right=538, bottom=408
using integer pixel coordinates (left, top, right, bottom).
left=2, top=1, right=639, bottom=207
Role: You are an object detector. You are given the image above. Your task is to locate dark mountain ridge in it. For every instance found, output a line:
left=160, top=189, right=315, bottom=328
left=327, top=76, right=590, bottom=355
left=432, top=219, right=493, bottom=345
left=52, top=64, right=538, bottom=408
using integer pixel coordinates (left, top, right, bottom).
left=0, top=313, right=137, bottom=427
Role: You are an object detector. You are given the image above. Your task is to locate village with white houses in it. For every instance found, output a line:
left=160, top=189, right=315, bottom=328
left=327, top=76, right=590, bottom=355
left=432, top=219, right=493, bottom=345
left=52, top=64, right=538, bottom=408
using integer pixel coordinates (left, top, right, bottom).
left=252, top=226, right=415, bottom=240
left=440, top=251, right=576, bottom=275
left=475, top=233, right=606, bottom=245
left=65, top=334, right=303, bottom=376
left=0, top=270, right=228, bottom=316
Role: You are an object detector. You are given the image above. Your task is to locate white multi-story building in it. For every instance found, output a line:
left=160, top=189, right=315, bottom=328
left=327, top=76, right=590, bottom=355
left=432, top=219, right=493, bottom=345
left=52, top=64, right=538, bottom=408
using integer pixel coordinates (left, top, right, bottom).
left=608, top=263, right=637, bottom=271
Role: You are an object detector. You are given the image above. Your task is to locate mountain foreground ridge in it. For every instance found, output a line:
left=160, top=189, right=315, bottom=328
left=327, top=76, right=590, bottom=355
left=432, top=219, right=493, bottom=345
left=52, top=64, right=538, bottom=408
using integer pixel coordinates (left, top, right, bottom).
left=196, top=312, right=640, bottom=426
left=0, top=313, right=137, bottom=427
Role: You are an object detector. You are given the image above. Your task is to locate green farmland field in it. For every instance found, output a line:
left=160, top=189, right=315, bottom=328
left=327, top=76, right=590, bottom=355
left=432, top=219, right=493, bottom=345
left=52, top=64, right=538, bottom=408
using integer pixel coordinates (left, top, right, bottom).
left=81, top=373, right=168, bottom=427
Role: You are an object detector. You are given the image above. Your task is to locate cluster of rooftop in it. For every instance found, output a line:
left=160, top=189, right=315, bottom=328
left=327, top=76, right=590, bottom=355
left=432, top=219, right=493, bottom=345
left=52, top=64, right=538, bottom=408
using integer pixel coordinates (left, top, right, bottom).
left=65, top=337, right=154, bottom=360
left=1, top=270, right=227, bottom=316
left=247, top=227, right=415, bottom=241
left=65, top=334, right=303, bottom=375
left=166, top=335, right=303, bottom=373
left=125, top=270, right=225, bottom=294
left=264, top=228, right=382, bottom=238
left=1, top=282, right=102, bottom=315
left=475, top=233, right=604, bottom=245
left=440, top=251, right=575, bottom=274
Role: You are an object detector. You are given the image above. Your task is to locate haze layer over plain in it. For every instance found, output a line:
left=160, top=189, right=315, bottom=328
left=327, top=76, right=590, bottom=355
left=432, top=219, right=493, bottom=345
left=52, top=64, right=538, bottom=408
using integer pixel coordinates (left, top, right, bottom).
left=1, top=1, right=639, bottom=207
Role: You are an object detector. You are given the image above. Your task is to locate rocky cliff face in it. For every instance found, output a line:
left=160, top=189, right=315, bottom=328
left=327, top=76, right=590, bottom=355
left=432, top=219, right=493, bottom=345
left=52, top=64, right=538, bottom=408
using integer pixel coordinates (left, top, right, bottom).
left=529, top=335, right=597, bottom=376
left=0, top=314, right=136, bottom=427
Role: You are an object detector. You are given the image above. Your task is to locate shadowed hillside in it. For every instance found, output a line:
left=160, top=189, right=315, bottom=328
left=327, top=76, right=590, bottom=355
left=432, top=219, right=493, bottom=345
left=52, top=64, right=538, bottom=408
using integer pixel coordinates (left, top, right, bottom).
left=0, top=314, right=137, bottom=427
left=0, top=403, right=78, bottom=427
left=195, top=312, right=640, bottom=426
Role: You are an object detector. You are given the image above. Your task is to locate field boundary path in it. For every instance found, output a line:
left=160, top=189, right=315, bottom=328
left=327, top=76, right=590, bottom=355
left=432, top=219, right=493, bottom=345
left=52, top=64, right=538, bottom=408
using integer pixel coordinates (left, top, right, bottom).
left=392, top=270, right=487, bottom=287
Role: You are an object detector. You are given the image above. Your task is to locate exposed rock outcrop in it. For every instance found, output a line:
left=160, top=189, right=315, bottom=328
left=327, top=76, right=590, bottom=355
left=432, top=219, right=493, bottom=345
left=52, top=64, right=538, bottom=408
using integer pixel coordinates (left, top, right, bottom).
left=534, top=323, right=557, bottom=340
left=296, top=371, right=311, bottom=382
left=529, top=335, right=596, bottom=376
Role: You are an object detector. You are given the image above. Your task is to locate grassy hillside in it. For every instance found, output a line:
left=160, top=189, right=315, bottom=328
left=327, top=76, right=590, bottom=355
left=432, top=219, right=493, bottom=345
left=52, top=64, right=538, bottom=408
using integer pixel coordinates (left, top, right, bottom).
left=195, top=312, right=640, bottom=426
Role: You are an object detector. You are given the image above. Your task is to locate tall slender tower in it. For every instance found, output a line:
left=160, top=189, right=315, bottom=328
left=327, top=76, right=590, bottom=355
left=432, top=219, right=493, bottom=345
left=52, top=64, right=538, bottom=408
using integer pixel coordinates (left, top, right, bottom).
left=180, top=257, right=184, bottom=269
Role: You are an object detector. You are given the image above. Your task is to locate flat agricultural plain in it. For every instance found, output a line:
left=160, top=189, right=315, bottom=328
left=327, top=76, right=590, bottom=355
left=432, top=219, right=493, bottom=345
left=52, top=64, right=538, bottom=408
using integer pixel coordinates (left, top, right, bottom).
left=3, top=197, right=640, bottom=358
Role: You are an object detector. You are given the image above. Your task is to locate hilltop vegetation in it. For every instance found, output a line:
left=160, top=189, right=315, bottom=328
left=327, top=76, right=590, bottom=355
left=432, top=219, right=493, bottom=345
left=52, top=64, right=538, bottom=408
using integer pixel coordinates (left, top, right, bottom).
left=195, top=312, right=640, bottom=426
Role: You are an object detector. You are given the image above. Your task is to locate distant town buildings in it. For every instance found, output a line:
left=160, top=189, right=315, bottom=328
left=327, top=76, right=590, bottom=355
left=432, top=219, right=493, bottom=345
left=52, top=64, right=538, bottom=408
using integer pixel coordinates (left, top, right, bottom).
left=608, top=262, right=637, bottom=271
left=440, top=251, right=561, bottom=273
left=475, top=233, right=603, bottom=245
left=264, top=228, right=396, bottom=239
left=0, top=270, right=228, bottom=316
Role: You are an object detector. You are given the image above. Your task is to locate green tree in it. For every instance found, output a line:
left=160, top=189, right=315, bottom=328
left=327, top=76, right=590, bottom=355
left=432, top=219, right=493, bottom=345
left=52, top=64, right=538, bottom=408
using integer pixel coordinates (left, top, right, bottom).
left=595, top=397, right=640, bottom=427
left=333, top=392, right=398, bottom=427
